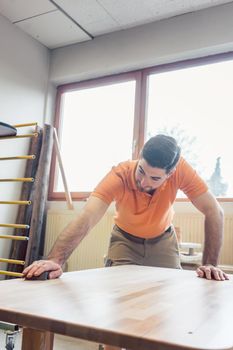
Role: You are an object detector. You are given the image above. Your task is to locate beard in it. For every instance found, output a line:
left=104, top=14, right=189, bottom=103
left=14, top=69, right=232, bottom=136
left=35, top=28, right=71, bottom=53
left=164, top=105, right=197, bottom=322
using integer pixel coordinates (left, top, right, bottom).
left=136, top=181, right=155, bottom=195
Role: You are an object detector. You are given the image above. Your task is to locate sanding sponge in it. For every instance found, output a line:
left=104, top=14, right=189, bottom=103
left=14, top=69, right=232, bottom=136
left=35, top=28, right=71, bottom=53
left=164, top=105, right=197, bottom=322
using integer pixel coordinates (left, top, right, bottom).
left=25, top=271, right=49, bottom=280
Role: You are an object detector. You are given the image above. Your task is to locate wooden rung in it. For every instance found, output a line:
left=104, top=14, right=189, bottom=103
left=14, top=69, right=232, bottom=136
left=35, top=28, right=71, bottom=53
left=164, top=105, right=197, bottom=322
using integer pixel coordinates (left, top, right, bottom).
left=0, top=200, right=31, bottom=205
left=0, top=270, right=23, bottom=278
left=0, top=258, right=25, bottom=265
left=0, top=177, right=34, bottom=182
left=0, top=133, right=38, bottom=140
left=0, top=235, right=29, bottom=241
left=0, top=223, right=30, bottom=229
left=13, top=122, right=38, bottom=128
left=0, top=155, right=35, bottom=161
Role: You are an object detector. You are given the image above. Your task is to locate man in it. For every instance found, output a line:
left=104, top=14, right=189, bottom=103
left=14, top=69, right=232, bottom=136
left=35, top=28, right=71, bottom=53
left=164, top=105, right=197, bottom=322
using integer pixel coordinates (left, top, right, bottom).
left=24, top=134, right=228, bottom=282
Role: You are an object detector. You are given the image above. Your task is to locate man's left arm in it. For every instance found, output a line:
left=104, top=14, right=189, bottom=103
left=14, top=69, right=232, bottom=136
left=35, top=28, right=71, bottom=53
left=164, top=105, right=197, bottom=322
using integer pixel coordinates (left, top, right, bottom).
left=191, top=191, right=229, bottom=281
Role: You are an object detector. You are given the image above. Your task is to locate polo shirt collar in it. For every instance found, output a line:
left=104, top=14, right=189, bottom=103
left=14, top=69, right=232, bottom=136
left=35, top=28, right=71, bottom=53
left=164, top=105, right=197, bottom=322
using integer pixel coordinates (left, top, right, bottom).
left=127, top=160, right=139, bottom=190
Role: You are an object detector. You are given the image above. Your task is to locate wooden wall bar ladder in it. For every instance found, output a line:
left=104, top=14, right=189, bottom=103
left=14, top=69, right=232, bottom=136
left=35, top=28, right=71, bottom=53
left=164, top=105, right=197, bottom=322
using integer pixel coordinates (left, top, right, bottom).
left=0, top=122, right=39, bottom=278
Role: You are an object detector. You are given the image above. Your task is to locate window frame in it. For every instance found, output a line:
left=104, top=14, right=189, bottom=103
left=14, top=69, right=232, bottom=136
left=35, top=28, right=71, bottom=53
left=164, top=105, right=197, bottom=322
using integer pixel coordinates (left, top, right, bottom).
left=49, top=71, right=146, bottom=201
left=49, top=52, right=233, bottom=202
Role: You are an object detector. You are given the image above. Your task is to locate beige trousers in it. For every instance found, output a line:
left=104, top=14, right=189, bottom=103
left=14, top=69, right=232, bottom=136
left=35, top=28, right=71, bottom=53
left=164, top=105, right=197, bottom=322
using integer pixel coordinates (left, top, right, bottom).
left=105, top=225, right=181, bottom=269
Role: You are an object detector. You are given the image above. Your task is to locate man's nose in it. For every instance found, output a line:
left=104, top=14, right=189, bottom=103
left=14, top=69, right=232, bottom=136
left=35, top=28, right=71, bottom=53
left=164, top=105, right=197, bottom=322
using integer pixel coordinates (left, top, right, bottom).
left=140, top=177, right=150, bottom=187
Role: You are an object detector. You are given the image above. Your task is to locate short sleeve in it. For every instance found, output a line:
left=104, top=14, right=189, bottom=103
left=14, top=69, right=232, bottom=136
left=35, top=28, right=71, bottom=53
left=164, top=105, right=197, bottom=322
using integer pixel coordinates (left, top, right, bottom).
left=90, top=165, right=126, bottom=204
left=176, top=158, right=208, bottom=199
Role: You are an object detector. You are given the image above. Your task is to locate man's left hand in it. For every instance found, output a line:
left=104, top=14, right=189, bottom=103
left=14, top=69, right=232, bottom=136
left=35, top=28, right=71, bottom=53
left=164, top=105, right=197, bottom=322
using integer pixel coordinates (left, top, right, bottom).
left=196, top=264, right=229, bottom=281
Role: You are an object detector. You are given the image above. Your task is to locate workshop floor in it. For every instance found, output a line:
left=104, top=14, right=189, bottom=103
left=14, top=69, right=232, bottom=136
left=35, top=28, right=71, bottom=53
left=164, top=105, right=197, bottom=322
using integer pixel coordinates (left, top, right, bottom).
left=0, top=331, right=99, bottom=349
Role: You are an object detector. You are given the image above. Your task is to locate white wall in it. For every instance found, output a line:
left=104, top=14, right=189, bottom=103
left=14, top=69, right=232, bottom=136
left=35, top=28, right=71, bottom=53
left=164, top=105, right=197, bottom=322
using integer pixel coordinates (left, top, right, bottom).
left=50, top=2, right=233, bottom=84
left=0, top=14, right=51, bottom=266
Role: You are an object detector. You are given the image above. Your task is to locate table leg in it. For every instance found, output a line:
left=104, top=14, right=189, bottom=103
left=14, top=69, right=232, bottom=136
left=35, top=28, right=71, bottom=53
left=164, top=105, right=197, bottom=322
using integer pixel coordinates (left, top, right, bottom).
left=22, top=328, right=54, bottom=350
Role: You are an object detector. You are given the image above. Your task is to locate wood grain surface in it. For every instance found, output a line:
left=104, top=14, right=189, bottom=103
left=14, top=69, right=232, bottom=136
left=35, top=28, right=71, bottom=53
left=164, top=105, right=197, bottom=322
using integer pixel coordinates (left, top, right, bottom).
left=0, top=266, right=232, bottom=350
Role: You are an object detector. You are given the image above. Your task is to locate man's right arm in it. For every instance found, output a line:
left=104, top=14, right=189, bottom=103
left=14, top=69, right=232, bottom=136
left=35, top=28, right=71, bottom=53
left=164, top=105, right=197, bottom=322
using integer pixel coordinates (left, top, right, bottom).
left=23, top=196, right=109, bottom=279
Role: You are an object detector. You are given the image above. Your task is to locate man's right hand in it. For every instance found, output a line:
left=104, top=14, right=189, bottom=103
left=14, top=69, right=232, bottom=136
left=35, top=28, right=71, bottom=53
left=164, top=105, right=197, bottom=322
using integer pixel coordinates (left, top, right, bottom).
left=23, top=260, right=63, bottom=280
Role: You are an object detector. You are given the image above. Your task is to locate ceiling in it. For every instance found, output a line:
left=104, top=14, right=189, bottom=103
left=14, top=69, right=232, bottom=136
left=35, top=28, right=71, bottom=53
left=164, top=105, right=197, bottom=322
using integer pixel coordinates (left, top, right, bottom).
left=0, top=0, right=232, bottom=49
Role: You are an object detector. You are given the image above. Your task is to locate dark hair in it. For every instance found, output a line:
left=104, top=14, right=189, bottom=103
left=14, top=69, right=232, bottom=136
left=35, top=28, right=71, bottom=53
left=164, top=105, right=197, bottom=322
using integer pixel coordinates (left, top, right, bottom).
left=141, top=134, right=181, bottom=173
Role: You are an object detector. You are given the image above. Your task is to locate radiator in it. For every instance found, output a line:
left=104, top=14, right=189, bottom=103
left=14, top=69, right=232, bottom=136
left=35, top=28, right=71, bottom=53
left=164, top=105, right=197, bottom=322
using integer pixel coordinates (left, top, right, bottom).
left=44, top=210, right=233, bottom=271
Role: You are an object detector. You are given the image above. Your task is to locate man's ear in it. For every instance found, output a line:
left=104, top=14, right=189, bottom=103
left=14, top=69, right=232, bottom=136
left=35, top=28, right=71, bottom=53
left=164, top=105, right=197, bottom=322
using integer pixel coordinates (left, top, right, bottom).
left=167, top=167, right=176, bottom=177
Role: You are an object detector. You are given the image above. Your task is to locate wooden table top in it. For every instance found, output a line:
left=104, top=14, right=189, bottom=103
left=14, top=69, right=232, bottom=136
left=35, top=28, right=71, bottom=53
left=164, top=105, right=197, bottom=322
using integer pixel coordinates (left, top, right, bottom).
left=0, top=265, right=232, bottom=350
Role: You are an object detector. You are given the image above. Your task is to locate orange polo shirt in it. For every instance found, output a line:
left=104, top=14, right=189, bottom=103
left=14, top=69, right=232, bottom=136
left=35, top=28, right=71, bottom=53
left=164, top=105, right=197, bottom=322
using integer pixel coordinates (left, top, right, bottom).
left=91, top=157, right=208, bottom=238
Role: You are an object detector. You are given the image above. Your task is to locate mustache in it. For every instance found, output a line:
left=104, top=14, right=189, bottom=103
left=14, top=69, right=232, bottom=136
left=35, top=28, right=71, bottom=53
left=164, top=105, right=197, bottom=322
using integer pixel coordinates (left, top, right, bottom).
left=136, top=181, right=152, bottom=193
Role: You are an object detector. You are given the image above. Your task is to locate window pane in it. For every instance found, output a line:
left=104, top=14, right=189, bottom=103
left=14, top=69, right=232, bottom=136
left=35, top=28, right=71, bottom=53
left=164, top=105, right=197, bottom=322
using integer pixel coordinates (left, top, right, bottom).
left=146, top=61, right=233, bottom=198
left=56, top=81, right=135, bottom=192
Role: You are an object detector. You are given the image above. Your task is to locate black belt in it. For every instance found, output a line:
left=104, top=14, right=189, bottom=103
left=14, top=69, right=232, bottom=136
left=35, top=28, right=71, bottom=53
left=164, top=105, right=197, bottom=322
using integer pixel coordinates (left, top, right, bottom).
left=115, top=225, right=172, bottom=244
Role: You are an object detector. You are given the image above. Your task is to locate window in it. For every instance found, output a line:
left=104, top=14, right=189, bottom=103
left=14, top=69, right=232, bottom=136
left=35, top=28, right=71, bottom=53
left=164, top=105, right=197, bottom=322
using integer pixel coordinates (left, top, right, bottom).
left=146, top=59, right=233, bottom=198
left=49, top=53, right=233, bottom=201
left=50, top=73, right=143, bottom=200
